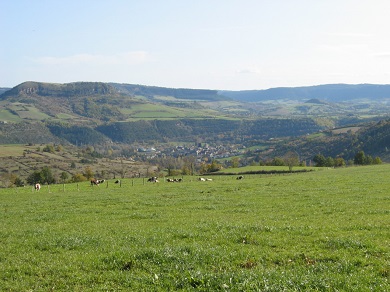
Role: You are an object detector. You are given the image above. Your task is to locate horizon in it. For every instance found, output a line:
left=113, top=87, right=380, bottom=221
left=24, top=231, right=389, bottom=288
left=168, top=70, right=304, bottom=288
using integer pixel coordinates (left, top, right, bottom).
left=2, top=1, right=390, bottom=90
left=2, top=80, right=390, bottom=92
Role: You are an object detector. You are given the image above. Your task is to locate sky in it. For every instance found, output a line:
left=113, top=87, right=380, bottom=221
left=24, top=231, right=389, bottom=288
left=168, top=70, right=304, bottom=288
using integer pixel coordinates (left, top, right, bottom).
left=1, top=0, right=390, bottom=90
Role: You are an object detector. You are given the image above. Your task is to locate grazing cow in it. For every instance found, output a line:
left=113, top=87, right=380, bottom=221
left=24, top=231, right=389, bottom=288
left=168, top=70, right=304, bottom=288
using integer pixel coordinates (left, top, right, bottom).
left=147, top=177, right=159, bottom=183
left=199, top=177, right=206, bottom=181
left=91, top=179, right=105, bottom=186
left=167, top=178, right=183, bottom=182
left=236, top=175, right=244, bottom=180
left=34, top=183, right=41, bottom=191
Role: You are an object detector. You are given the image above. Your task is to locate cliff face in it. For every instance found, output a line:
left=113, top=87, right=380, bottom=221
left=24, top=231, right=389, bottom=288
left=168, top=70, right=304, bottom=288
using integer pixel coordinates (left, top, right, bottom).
left=1, top=81, right=117, bottom=98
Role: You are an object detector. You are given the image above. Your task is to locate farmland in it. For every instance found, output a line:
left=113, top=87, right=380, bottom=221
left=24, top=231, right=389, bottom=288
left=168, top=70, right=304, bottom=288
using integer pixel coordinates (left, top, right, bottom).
left=0, top=165, right=389, bottom=290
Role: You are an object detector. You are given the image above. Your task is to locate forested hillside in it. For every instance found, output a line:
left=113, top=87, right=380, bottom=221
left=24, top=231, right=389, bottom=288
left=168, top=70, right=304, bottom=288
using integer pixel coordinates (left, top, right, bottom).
left=273, top=119, right=390, bottom=161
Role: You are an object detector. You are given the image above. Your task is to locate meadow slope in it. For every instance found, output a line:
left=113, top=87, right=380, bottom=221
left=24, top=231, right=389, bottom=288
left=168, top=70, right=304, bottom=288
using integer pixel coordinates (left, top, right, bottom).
left=0, top=166, right=389, bottom=291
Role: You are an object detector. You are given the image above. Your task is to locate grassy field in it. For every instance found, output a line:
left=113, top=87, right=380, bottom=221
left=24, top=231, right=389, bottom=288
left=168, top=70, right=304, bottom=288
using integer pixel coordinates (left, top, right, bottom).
left=0, top=166, right=389, bottom=291
left=120, top=103, right=222, bottom=120
left=0, top=144, right=37, bottom=157
left=217, top=165, right=317, bottom=174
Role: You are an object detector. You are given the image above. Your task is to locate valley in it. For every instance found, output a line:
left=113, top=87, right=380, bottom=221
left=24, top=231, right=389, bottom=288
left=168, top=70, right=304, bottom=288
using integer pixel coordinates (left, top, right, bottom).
left=1, top=81, right=390, bottom=187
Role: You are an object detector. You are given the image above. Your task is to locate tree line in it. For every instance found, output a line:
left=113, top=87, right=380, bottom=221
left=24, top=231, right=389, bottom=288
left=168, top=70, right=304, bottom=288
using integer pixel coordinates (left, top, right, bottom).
left=313, top=151, right=382, bottom=167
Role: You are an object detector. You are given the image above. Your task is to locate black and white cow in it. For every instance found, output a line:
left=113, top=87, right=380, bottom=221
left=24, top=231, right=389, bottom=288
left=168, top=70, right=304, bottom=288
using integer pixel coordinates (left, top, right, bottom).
left=147, top=177, right=159, bottom=183
left=167, top=178, right=183, bottom=182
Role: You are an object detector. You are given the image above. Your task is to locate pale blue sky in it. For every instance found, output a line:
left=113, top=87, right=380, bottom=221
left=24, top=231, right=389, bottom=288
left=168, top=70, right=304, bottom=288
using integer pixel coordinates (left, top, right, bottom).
left=1, top=0, right=390, bottom=90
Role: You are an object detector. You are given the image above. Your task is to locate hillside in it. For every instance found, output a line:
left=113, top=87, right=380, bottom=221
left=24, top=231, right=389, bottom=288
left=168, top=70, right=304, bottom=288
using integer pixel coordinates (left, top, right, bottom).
left=1, top=81, right=390, bottom=163
left=0, top=81, right=232, bottom=124
left=272, top=119, right=390, bottom=162
left=220, top=83, right=390, bottom=102
left=0, top=81, right=331, bottom=145
left=0, top=143, right=153, bottom=187
left=2, top=82, right=390, bottom=125
left=110, top=83, right=228, bottom=101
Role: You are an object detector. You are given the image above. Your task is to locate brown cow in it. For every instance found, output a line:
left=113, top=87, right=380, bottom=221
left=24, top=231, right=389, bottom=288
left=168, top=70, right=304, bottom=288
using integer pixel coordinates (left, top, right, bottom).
left=91, top=179, right=105, bottom=186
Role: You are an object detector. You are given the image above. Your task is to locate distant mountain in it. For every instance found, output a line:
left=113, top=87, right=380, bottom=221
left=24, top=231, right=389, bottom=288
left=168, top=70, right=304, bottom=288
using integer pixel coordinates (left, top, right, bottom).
left=1, top=81, right=116, bottom=98
left=0, top=88, right=10, bottom=95
left=220, top=84, right=390, bottom=102
left=110, top=83, right=228, bottom=101
left=0, top=81, right=231, bottom=124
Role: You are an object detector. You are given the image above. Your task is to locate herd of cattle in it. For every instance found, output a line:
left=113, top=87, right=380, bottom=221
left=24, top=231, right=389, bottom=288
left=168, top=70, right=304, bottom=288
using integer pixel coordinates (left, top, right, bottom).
left=32, top=175, right=244, bottom=190
left=146, top=176, right=243, bottom=182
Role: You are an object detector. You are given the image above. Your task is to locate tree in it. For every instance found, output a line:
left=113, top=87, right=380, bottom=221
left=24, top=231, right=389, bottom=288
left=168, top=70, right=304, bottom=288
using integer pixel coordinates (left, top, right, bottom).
left=60, top=172, right=69, bottom=183
left=325, top=157, right=335, bottom=167
left=84, top=166, right=94, bottom=179
left=365, top=155, right=373, bottom=165
left=27, top=170, right=43, bottom=185
left=334, top=157, right=346, bottom=167
left=72, top=173, right=87, bottom=182
left=231, top=157, right=240, bottom=168
left=199, top=162, right=208, bottom=175
left=41, top=166, right=55, bottom=184
left=283, top=152, right=299, bottom=172
left=208, top=160, right=222, bottom=172
left=181, top=165, right=191, bottom=175
left=313, top=154, right=326, bottom=167
left=354, top=151, right=366, bottom=165
left=1, top=173, right=23, bottom=188
left=373, top=157, right=382, bottom=164
left=272, top=157, right=285, bottom=166
left=14, top=176, right=25, bottom=187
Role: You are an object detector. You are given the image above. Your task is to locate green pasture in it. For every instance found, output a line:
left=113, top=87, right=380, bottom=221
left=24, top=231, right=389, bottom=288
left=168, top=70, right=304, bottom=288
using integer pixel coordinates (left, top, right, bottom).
left=0, top=109, right=22, bottom=123
left=217, top=165, right=316, bottom=174
left=55, top=113, right=78, bottom=120
left=8, top=103, right=50, bottom=120
left=120, top=103, right=187, bottom=118
left=0, top=144, right=36, bottom=157
left=120, top=103, right=222, bottom=120
left=0, top=166, right=389, bottom=291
